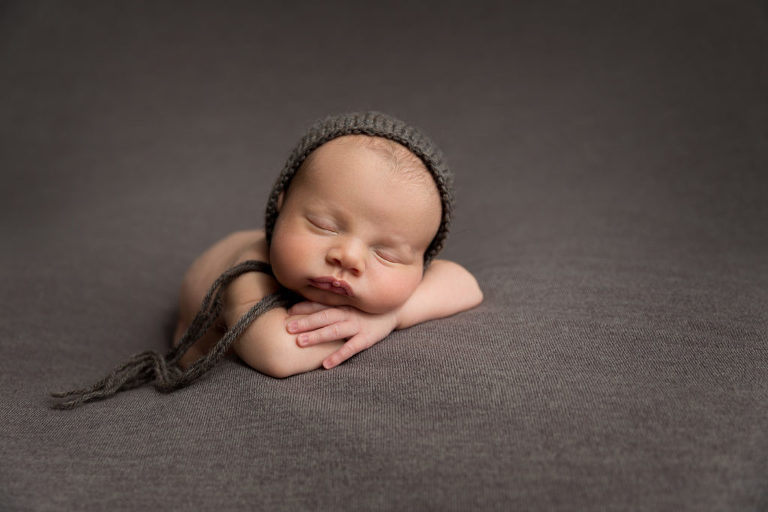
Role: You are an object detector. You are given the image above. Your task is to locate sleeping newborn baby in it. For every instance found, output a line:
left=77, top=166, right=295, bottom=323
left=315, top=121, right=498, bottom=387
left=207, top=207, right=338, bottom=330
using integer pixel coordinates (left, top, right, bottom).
left=51, top=111, right=482, bottom=408
left=174, top=112, right=483, bottom=376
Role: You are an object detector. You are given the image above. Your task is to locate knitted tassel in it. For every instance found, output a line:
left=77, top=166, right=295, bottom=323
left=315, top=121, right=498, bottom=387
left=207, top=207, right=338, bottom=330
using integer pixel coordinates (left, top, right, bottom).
left=50, top=260, right=297, bottom=409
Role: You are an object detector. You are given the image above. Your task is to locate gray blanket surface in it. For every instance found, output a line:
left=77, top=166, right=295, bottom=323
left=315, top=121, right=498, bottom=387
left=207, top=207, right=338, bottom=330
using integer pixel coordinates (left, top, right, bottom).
left=1, top=1, right=766, bottom=510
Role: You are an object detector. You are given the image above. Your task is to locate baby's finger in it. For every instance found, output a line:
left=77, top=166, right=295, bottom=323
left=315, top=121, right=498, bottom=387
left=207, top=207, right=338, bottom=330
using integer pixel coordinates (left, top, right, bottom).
left=322, top=335, right=369, bottom=369
left=296, top=321, right=358, bottom=347
left=287, top=301, right=327, bottom=315
left=287, top=307, right=349, bottom=334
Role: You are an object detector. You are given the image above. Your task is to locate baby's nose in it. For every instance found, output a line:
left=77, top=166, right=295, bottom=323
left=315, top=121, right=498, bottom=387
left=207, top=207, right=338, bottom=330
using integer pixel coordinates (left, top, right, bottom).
left=326, top=238, right=366, bottom=275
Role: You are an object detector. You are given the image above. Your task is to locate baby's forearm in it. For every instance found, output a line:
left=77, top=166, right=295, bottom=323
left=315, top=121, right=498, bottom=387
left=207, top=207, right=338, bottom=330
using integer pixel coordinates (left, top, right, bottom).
left=228, top=306, right=344, bottom=378
left=396, top=260, right=483, bottom=330
left=226, top=260, right=481, bottom=376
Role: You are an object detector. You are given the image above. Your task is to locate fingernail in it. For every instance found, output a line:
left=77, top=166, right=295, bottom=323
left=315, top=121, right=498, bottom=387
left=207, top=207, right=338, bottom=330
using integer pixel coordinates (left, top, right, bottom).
left=286, top=321, right=297, bottom=332
left=297, top=334, right=307, bottom=345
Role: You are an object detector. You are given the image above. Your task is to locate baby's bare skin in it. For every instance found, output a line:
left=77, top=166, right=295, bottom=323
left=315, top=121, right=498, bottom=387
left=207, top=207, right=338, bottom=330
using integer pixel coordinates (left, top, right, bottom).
left=174, top=136, right=483, bottom=377
left=173, top=230, right=345, bottom=371
left=173, top=230, right=261, bottom=367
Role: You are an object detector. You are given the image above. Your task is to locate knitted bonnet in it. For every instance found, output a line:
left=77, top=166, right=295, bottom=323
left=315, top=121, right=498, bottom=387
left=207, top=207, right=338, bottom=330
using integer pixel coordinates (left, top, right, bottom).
left=264, top=111, right=454, bottom=265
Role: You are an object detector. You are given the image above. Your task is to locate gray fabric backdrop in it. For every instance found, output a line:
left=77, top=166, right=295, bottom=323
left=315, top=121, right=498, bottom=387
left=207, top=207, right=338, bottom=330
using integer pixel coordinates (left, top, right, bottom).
left=1, top=1, right=767, bottom=510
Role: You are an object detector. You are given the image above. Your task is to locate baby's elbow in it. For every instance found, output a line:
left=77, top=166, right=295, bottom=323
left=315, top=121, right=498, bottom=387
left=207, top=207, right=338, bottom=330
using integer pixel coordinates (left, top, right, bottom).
left=436, top=259, right=483, bottom=309
left=258, top=347, right=301, bottom=379
left=259, top=361, right=294, bottom=379
left=455, top=263, right=483, bottom=309
left=468, top=276, right=484, bottom=309
left=474, top=281, right=484, bottom=306
left=249, top=341, right=305, bottom=379
left=234, top=331, right=305, bottom=379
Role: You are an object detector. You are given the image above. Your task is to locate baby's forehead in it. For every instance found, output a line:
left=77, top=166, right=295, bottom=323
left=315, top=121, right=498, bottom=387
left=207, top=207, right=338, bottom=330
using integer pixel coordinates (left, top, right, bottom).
left=336, top=134, right=414, bottom=159
left=304, top=134, right=430, bottom=179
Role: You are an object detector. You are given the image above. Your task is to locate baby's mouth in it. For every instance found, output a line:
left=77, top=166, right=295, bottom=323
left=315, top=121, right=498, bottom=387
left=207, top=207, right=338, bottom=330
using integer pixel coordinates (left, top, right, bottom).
left=308, top=277, right=354, bottom=297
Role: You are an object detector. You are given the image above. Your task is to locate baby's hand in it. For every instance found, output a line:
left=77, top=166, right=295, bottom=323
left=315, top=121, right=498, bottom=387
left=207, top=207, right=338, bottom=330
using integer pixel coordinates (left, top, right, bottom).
left=285, top=301, right=400, bottom=369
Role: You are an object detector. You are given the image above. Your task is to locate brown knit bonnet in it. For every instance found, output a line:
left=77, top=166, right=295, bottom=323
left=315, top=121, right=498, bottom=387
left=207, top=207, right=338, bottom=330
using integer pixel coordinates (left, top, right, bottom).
left=264, top=111, right=454, bottom=265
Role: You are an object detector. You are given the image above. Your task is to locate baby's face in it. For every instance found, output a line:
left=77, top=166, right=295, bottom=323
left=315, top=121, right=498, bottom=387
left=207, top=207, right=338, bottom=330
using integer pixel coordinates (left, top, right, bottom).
left=269, top=136, right=442, bottom=314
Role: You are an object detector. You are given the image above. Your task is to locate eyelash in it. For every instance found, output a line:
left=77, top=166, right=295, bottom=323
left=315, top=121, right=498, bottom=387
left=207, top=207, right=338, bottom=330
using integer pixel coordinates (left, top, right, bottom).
left=374, top=249, right=400, bottom=264
left=308, top=217, right=337, bottom=233
left=307, top=216, right=403, bottom=264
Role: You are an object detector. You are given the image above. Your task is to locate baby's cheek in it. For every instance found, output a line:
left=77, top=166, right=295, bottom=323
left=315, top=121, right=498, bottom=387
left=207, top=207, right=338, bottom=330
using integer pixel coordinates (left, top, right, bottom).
left=270, top=234, right=307, bottom=286
left=366, top=269, right=422, bottom=313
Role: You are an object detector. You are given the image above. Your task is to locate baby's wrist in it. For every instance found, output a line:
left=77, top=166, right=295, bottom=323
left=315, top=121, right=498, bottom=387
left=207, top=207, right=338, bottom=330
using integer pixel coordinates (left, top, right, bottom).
left=392, top=304, right=407, bottom=331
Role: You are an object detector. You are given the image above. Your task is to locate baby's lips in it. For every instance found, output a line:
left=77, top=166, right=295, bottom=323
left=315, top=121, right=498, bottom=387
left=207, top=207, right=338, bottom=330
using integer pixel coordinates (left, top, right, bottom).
left=308, top=276, right=354, bottom=297
left=331, top=279, right=353, bottom=296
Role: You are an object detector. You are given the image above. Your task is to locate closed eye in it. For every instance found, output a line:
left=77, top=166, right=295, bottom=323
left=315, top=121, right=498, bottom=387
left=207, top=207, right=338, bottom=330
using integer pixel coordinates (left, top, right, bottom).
left=307, top=216, right=338, bottom=234
left=374, top=248, right=402, bottom=264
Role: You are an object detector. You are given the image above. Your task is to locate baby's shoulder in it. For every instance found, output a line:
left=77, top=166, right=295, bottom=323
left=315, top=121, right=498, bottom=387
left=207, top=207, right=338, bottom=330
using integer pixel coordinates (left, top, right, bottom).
left=179, top=230, right=273, bottom=316
left=217, top=230, right=278, bottom=308
left=227, top=229, right=269, bottom=265
left=191, top=229, right=268, bottom=273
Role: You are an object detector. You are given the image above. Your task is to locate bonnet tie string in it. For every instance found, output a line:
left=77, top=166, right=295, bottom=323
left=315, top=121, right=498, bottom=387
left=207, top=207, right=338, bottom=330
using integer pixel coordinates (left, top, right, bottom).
left=50, top=260, right=297, bottom=409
